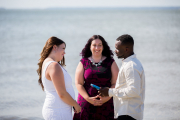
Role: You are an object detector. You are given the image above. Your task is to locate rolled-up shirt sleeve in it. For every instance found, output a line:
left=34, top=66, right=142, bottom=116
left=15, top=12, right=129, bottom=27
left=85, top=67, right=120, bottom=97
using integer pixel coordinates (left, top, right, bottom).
left=109, top=64, right=141, bottom=98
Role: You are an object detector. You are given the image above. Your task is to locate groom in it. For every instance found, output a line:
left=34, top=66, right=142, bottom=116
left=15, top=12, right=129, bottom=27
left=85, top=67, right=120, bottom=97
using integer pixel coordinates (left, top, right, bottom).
left=99, top=34, right=145, bottom=120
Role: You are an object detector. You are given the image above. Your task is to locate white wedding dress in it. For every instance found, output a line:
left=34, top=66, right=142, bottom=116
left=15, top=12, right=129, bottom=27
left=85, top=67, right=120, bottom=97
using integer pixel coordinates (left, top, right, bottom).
left=42, top=61, right=75, bottom=120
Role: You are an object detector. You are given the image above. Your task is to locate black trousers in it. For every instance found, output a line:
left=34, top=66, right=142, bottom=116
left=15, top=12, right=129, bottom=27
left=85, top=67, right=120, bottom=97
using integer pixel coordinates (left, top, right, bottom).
left=117, top=115, right=136, bottom=120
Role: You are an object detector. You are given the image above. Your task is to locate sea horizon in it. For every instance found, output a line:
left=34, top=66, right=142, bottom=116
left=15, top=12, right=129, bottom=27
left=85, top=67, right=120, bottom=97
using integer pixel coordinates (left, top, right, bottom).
left=0, top=6, right=180, bottom=10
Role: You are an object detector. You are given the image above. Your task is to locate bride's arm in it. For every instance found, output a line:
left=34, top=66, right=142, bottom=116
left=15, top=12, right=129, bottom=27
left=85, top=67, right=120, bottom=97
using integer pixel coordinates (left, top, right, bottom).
left=47, top=62, right=81, bottom=112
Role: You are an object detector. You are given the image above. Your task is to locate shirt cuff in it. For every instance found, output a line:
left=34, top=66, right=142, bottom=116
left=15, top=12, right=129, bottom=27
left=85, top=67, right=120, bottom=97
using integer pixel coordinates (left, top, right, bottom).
left=108, top=88, right=114, bottom=97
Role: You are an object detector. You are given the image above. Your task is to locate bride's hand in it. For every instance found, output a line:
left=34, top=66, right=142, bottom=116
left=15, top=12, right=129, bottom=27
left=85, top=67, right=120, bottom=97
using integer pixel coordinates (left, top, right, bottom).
left=73, top=103, right=81, bottom=113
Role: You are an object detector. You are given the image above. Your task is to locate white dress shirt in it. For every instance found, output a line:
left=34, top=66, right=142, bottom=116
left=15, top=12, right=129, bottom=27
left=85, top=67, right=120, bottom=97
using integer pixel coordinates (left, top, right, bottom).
left=109, top=54, right=145, bottom=120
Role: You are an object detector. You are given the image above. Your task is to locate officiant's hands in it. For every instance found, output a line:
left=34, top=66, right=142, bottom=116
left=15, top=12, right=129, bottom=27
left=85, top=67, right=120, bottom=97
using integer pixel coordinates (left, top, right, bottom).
left=86, top=95, right=111, bottom=106
left=97, top=95, right=111, bottom=104
left=86, top=96, right=103, bottom=106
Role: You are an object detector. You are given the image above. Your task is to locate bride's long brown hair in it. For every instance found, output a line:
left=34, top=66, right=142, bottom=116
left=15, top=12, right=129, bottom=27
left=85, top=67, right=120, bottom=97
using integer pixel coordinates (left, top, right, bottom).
left=37, top=36, right=66, bottom=91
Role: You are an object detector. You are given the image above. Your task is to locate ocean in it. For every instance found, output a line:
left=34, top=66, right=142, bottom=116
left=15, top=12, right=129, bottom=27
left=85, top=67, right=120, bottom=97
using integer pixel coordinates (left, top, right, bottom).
left=0, top=8, right=180, bottom=120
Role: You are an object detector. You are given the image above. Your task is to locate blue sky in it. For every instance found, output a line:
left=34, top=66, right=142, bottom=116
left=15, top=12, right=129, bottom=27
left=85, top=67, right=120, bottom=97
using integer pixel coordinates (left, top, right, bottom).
left=0, top=0, right=180, bottom=9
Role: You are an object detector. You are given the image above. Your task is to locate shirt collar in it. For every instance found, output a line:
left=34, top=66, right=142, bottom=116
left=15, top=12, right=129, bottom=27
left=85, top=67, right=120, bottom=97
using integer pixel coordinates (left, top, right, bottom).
left=122, top=54, right=136, bottom=65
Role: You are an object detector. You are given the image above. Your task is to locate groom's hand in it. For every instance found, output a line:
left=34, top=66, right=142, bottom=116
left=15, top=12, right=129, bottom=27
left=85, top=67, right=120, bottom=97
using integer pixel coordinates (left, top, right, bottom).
left=98, top=87, right=109, bottom=97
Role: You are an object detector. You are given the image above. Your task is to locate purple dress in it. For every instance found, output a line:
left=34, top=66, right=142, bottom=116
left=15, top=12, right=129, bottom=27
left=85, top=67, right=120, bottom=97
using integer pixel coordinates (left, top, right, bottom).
left=73, top=57, right=116, bottom=120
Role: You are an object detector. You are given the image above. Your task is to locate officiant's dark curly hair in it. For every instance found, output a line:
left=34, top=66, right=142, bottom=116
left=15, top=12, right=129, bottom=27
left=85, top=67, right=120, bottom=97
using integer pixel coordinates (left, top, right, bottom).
left=80, top=35, right=114, bottom=58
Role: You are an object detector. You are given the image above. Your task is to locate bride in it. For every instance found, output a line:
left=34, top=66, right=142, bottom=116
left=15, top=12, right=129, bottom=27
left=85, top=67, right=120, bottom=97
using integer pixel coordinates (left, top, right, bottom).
left=37, top=36, right=81, bottom=120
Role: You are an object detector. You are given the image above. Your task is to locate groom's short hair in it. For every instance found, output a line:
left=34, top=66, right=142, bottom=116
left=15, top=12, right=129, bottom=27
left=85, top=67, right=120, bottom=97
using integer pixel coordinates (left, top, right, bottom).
left=116, top=34, right=134, bottom=47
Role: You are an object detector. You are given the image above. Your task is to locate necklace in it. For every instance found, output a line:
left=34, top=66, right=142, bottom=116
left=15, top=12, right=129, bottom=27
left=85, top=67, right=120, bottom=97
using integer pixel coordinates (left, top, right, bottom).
left=90, top=57, right=102, bottom=67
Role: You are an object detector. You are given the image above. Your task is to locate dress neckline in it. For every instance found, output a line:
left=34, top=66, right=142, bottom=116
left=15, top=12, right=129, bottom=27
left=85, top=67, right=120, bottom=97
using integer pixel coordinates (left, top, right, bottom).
left=87, top=57, right=108, bottom=64
left=44, top=60, right=67, bottom=72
